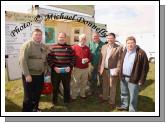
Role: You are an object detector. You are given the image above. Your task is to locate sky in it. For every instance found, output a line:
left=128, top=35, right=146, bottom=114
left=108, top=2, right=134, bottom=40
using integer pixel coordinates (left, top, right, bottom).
left=95, top=5, right=156, bottom=53
left=95, top=5, right=155, bottom=36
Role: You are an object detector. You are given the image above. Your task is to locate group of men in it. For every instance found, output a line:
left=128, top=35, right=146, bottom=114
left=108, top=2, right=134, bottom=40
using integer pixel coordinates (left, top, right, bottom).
left=19, top=28, right=149, bottom=112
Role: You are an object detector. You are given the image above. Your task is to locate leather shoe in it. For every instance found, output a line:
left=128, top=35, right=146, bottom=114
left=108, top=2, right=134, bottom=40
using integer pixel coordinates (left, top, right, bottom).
left=116, top=106, right=128, bottom=111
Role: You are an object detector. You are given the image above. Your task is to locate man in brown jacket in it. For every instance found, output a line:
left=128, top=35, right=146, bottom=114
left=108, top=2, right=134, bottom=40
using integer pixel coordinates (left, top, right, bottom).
left=117, top=36, right=149, bottom=112
left=99, top=33, right=122, bottom=110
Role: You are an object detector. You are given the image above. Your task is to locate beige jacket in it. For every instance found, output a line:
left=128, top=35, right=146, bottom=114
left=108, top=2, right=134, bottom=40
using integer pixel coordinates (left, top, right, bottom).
left=19, top=39, right=50, bottom=76
left=99, top=43, right=122, bottom=75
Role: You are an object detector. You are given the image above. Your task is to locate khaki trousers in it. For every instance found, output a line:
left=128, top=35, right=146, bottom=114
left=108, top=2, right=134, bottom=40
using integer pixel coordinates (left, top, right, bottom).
left=102, top=69, right=118, bottom=105
left=71, top=67, right=89, bottom=99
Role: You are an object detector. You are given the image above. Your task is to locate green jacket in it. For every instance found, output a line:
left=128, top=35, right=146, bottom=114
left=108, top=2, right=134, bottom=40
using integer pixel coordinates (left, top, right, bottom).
left=19, top=39, right=49, bottom=76
left=88, top=40, right=105, bottom=66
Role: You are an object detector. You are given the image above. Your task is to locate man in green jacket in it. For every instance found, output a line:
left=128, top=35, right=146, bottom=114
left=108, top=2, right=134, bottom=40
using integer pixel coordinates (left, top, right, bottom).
left=19, top=29, right=49, bottom=112
left=88, top=32, right=105, bottom=96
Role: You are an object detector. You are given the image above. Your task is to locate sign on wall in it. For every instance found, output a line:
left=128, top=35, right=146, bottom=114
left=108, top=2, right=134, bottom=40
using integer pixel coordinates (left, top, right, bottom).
left=45, top=27, right=56, bottom=44
left=5, top=11, right=44, bottom=80
left=5, top=11, right=44, bottom=56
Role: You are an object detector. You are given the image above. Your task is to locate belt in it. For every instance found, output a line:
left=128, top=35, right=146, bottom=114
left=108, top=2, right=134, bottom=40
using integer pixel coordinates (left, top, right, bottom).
left=123, top=74, right=130, bottom=78
left=29, top=57, right=42, bottom=59
left=104, top=68, right=109, bottom=70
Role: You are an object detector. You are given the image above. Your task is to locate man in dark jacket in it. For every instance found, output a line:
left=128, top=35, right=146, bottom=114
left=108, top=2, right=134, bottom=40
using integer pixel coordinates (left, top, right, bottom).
left=117, top=36, right=149, bottom=112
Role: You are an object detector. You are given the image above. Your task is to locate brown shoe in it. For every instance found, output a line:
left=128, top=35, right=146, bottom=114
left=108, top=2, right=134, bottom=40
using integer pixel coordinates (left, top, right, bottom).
left=99, top=97, right=107, bottom=103
left=109, top=104, right=116, bottom=110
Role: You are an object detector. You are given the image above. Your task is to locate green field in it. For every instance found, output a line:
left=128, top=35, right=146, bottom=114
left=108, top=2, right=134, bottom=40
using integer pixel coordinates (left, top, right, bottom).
left=5, top=63, right=155, bottom=112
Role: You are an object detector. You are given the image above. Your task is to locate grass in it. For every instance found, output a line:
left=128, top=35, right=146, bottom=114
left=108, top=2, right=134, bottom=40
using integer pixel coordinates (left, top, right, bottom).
left=5, top=63, right=155, bottom=112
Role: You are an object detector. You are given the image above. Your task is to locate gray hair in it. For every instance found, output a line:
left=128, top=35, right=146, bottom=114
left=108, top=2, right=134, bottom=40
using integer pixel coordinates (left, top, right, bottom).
left=79, top=34, right=86, bottom=41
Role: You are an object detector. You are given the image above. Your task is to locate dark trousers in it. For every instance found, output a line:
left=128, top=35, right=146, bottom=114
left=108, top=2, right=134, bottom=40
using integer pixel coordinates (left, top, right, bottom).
left=22, top=74, right=44, bottom=112
left=51, top=70, right=71, bottom=104
left=88, top=64, right=103, bottom=96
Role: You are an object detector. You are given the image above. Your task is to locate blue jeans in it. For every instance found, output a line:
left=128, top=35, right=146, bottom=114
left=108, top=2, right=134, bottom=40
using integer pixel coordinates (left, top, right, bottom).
left=120, top=77, right=139, bottom=112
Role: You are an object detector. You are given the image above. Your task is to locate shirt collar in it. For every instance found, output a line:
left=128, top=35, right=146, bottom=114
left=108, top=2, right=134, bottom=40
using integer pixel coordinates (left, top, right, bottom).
left=107, top=43, right=114, bottom=48
left=58, top=43, right=67, bottom=46
left=32, top=39, right=42, bottom=45
left=126, top=46, right=137, bottom=53
left=93, top=40, right=101, bottom=44
left=78, top=43, right=85, bottom=47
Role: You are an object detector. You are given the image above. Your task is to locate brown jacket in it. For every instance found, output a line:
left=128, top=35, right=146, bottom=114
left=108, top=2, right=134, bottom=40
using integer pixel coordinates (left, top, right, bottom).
left=99, top=43, right=122, bottom=75
left=120, top=46, right=149, bottom=85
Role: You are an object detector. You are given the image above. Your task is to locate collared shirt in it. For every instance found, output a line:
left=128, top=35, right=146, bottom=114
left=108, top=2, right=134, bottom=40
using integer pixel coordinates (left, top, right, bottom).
left=104, top=44, right=113, bottom=68
left=88, top=40, right=105, bottom=66
left=78, top=42, right=84, bottom=47
left=123, top=47, right=136, bottom=76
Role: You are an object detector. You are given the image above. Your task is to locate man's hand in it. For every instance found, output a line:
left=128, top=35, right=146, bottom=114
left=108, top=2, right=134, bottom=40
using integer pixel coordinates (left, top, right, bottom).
left=84, top=58, right=89, bottom=63
left=138, top=82, right=142, bottom=86
left=25, top=75, right=32, bottom=83
left=65, top=67, right=71, bottom=73
left=113, top=68, right=119, bottom=76
left=99, top=69, right=103, bottom=76
left=54, top=67, right=60, bottom=73
left=44, top=69, right=48, bottom=75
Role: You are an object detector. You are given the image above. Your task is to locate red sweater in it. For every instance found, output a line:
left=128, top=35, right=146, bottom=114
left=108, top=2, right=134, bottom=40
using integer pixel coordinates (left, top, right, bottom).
left=72, top=44, right=92, bottom=69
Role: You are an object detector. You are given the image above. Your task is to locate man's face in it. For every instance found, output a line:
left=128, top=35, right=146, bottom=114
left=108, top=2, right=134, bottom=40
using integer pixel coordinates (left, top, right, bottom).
left=126, top=40, right=136, bottom=51
left=92, top=33, right=100, bottom=42
left=58, top=33, right=66, bottom=44
left=80, top=36, right=87, bottom=45
left=32, top=31, right=42, bottom=43
left=107, top=35, right=115, bottom=44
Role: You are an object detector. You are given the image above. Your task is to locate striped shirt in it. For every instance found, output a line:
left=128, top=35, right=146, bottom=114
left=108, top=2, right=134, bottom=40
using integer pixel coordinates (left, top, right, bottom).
left=47, top=43, right=75, bottom=69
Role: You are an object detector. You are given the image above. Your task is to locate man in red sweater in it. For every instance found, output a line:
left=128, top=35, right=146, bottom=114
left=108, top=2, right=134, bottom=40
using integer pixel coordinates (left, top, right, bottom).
left=71, top=34, right=92, bottom=100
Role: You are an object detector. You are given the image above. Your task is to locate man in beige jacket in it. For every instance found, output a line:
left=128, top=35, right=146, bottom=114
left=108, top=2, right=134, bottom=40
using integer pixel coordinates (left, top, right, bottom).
left=99, top=33, right=122, bottom=110
left=19, top=29, right=49, bottom=112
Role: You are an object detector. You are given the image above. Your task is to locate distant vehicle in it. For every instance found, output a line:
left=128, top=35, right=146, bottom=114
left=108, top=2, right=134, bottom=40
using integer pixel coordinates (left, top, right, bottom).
left=147, top=52, right=155, bottom=63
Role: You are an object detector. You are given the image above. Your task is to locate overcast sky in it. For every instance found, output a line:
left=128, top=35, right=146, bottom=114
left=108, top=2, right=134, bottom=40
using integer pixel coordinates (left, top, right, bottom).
left=95, top=5, right=155, bottom=36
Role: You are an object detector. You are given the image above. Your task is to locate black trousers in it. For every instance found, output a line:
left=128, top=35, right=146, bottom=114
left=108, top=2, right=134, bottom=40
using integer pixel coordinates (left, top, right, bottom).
left=22, top=74, right=44, bottom=112
left=51, top=70, right=71, bottom=104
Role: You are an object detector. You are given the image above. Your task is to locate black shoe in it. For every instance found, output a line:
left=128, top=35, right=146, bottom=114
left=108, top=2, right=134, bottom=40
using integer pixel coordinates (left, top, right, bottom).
left=80, top=96, right=87, bottom=100
left=70, top=98, right=76, bottom=102
left=33, top=108, right=41, bottom=112
left=63, top=102, right=69, bottom=107
left=52, top=101, right=58, bottom=106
